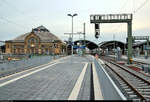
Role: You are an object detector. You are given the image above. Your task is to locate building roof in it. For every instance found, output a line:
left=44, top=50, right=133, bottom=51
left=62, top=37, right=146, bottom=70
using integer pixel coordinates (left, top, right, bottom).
left=133, top=41, right=150, bottom=47
left=74, top=40, right=98, bottom=50
left=98, top=40, right=125, bottom=49
left=13, top=25, right=61, bottom=42
left=33, top=25, right=50, bottom=32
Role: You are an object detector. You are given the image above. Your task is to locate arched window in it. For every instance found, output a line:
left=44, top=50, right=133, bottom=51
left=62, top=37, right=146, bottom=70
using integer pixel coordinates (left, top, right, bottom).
left=28, top=37, right=37, bottom=43
left=27, top=37, right=38, bottom=48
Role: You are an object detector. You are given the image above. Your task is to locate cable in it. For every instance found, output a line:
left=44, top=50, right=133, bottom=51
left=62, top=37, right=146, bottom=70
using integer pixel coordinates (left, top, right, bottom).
left=109, top=0, right=129, bottom=33
left=112, top=0, right=149, bottom=34
left=133, top=0, right=149, bottom=14
left=0, top=0, right=37, bottom=28
left=2, top=0, right=24, bottom=15
left=0, top=16, right=29, bottom=29
left=119, top=0, right=129, bottom=12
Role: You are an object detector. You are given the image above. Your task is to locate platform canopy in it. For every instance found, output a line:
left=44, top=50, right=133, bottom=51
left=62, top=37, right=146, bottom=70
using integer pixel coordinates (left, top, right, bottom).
left=99, top=40, right=125, bottom=49
left=74, top=40, right=98, bottom=50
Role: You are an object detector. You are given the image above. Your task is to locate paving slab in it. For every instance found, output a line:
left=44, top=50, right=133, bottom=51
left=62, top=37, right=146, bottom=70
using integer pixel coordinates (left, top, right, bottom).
left=0, top=55, right=92, bottom=100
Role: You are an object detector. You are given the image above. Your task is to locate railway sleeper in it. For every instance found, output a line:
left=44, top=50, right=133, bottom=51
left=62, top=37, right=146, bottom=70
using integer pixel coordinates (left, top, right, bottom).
left=130, top=82, right=146, bottom=86
left=122, top=86, right=129, bottom=89
left=138, top=83, right=148, bottom=86
left=132, top=99, right=142, bottom=101
left=143, top=95, right=150, bottom=99
left=118, top=80, right=125, bottom=83
left=139, top=92, right=150, bottom=95
left=137, top=86, right=150, bottom=88
left=138, top=89, right=150, bottom=91
left=124, top=77, right=138, bottom=80
left=134, top=86, right=149, bottom=89
left=124, top=88, right=132, bottom=92
left=119, top=82, right=127, bottom=86
left=126, top=91, right=135, bottom=94
left=129, top=95, right=138, bottom=99
left=120, top=83, right=127, bottom=86
left=133, top=84, right=148, bottom=87
left=136, top=86, right=150, bottom=89
left=127, top=77, right=139, bottom=80
left=115, top=78, right=123, bottom=81
left=136, top=81, right=146, bottom=84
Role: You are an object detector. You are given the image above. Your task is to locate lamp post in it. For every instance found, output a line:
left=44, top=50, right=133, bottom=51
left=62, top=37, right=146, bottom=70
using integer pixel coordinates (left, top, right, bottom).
left=67, top=13, right=78, bottom=56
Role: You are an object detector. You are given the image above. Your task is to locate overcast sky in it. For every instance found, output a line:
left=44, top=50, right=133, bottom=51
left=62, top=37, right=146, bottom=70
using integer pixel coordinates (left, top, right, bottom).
left=0, top=0, right=150, bottom=44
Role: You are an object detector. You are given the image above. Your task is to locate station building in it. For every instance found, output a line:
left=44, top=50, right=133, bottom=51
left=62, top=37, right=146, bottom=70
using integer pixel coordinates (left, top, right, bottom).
left=0, top=41, right=5, bottom=53
left=5, top=25, right=66, bottom=55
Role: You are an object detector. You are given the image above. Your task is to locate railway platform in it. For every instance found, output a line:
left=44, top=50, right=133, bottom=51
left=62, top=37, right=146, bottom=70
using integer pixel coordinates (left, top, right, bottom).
left=0, top=55, right=125, bottom=100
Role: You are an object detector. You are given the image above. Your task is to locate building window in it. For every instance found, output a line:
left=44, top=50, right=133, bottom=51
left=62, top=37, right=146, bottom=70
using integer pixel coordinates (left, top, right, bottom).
left=27, top=37, right=38, bottom=48
left=28, top=37, right=37, bottom=43
left=54, top=44, right=58, bottom=48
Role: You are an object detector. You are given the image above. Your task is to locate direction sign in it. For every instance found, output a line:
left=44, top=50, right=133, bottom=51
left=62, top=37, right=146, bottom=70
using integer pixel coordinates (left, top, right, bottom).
left=73, top=45, right=86, bottom=49
left=80, top=46, right=86, bottom=49
left=73, top=45, right=79, bottom=49
left=144, top=45, right=150, bottom=50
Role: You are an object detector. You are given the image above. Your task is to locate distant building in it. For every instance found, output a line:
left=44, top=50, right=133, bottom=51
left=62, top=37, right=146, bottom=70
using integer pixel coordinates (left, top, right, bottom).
left=5, top=25, right=66, bottom=55
left=0, top=41, right=5, bottom=54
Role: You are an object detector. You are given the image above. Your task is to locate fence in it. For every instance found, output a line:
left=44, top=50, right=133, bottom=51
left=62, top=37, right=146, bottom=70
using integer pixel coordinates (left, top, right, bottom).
left=0, top=55, right=62, bottom=77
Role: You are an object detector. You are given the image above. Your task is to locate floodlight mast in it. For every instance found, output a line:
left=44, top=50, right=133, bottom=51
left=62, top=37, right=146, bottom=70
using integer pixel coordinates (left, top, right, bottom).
left=67, top=13, right=78, bottom=56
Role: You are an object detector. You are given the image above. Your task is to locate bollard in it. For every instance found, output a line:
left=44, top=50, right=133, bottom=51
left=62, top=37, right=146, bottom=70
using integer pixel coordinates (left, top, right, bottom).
left=95, top=53, right=99, bottom=59
left=129, top=58, right=133, bottom=64
left=141, top=65, right=144, bottom=71
left=148, top=66, right=150, bottom=74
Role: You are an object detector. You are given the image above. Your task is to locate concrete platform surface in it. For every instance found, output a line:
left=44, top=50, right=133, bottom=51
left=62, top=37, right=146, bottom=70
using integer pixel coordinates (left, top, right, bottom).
left=0, top=55, right=124, bottom=100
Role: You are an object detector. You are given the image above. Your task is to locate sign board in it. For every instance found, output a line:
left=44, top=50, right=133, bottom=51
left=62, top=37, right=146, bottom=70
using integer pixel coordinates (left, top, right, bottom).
left=90, top=14, right=132, bottom=23
left=73, top=45, right=79, bottom=49
left=80, top=46, right=86, bottom=49
left=73, top=45, right=86, bottom=49
left=133, top=36, right=149, bottom=40
left=144, top=45, right=150, bottom=50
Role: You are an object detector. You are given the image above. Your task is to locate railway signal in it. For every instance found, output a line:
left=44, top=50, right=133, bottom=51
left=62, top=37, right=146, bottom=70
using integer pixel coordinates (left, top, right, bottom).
left=95, top=23, right=100, bottom=39
left=95, top=32, right=99, bottom=39
left=90, top=14, right=133, bottom=64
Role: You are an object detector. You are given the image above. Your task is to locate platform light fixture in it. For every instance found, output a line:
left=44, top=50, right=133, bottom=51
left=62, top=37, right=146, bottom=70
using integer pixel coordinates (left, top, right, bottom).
left=67, top=13, right=78, bottom=55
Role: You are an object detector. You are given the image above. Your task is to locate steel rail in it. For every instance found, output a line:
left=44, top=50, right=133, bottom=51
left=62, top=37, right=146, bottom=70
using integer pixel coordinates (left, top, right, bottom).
left=108, top=61, right=150, bottom=85
left=102, top=57, right=150, bottom=100
left=105, top=62, right=145, bottom=100
left=103, top=56, right=150, bottom=78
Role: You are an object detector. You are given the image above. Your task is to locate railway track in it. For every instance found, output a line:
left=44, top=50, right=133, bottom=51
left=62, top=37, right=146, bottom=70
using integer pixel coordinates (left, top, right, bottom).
left=106, top=55, right=150, bottom=66
left=100, top=58, right=150, bottom=101
left=103, top=56, right=150, bottom=79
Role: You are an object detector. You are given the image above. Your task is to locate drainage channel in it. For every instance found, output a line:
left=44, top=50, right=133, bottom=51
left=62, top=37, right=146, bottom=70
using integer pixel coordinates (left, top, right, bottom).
left=90, top=63, right=95, bottom=100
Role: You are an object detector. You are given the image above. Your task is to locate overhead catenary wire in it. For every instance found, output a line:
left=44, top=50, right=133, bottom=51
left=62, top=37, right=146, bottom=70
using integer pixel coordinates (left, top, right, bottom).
left=0, top=16, right=29, bottom=30
left=119, top=0, right=129, bottom=12
left=111, top=0, right=149, bottom=36
left=108, top=0, right=129, bottom=33
left=133, top=0, right=149, bottom=14
left=1, top=0, right=24, bottom=15
left=0, top=0, right=38, bottom=29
